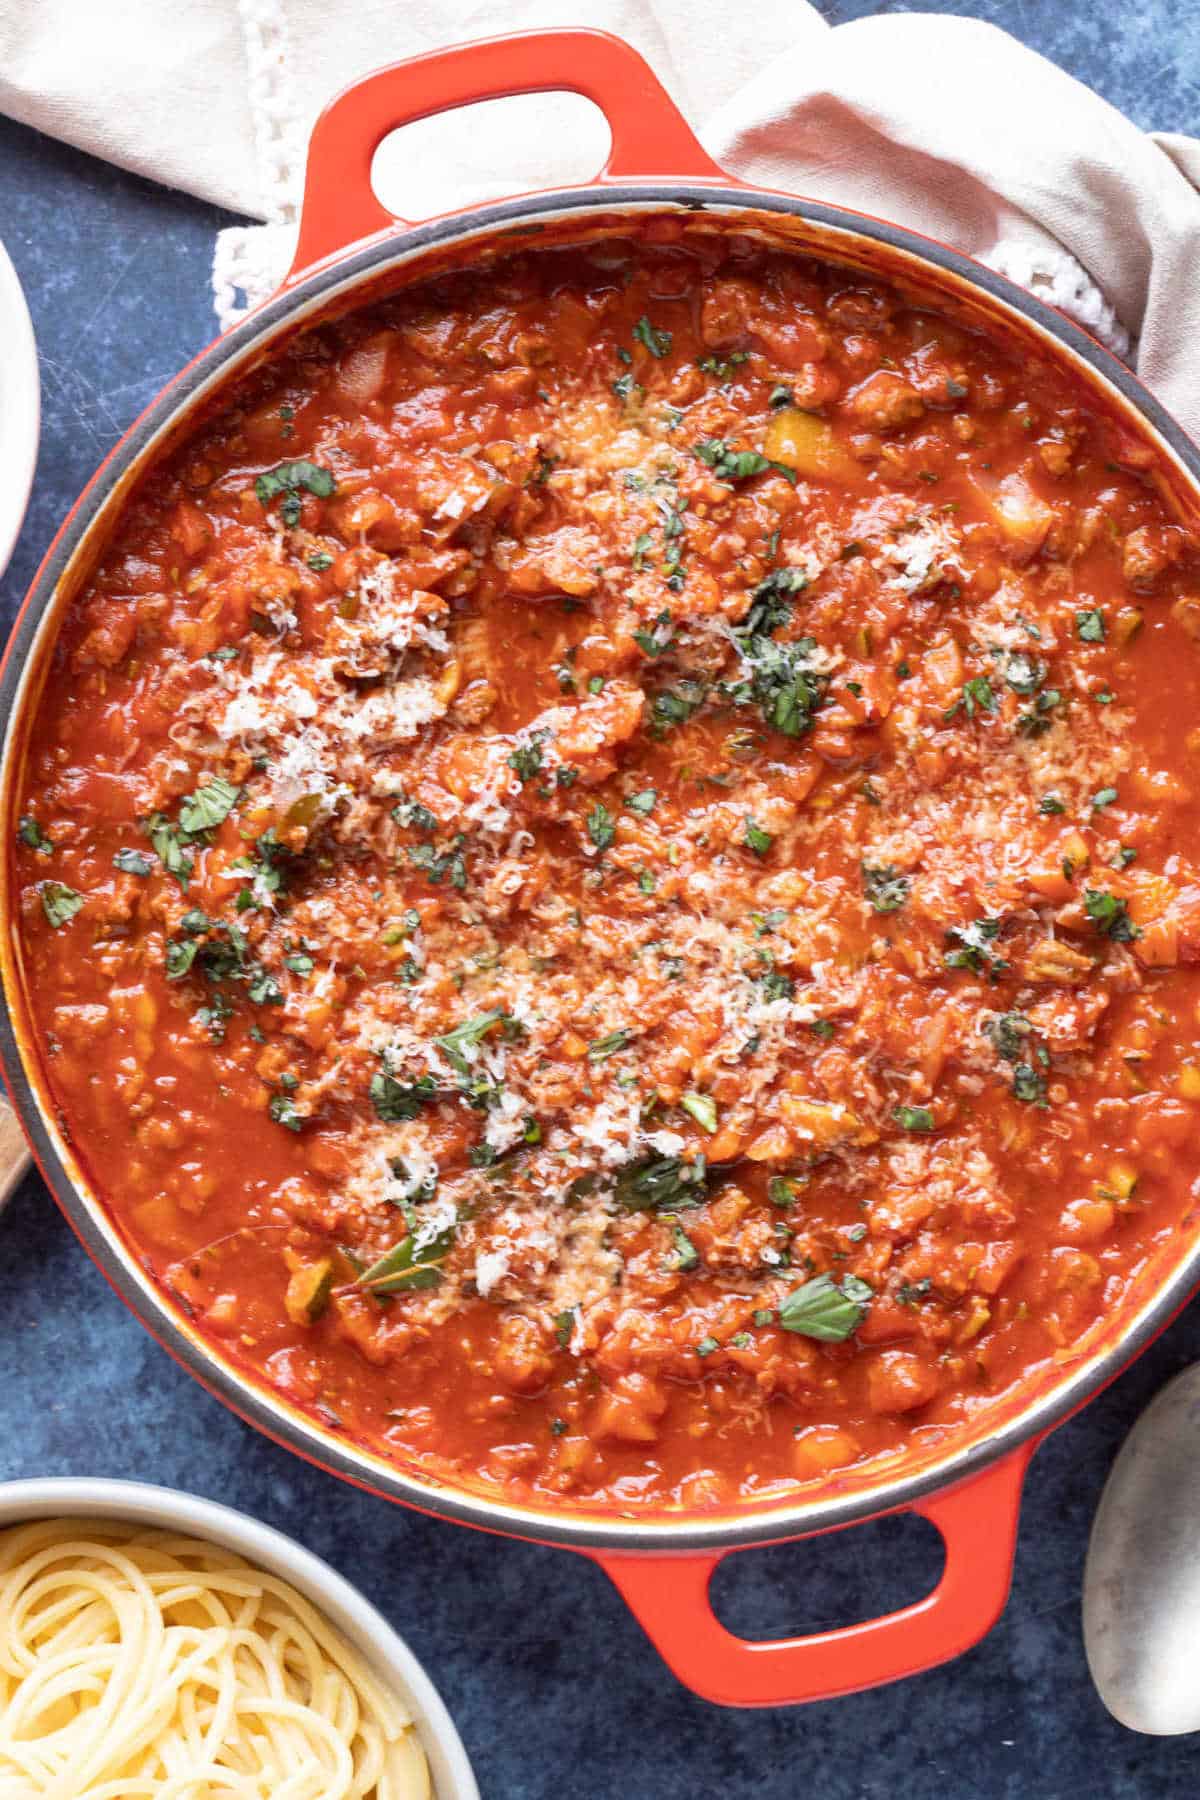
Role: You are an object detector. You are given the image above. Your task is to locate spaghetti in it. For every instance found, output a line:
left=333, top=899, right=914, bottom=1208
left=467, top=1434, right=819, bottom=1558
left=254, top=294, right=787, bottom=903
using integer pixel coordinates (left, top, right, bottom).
left=0, top=1519, right=432, bottom=1798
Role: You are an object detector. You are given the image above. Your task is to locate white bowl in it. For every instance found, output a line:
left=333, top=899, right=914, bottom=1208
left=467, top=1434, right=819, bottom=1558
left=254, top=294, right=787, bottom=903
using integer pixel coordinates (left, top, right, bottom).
left=0, top=239, right=38, bottom=582
left=0, top=1476, right=479, bottom=1799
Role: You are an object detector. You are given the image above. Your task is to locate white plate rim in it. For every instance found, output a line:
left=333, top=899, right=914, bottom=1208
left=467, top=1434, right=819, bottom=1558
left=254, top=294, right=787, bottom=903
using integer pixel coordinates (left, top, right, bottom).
left=0, top=237, right=39, bottom=584
left=0, top=1475, right=480, bottom=1799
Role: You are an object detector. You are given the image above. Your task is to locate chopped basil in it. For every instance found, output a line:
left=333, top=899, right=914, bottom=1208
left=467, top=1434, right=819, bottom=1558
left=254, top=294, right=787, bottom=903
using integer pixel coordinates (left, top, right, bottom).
left=897, top=1278, right=932, bottom=1306
left=894, top=1104, right=935, bottom=1132
left=768, top=1175, right=805, bottom=1207
left=507, top=729, right=550, bottom=782
left=1084, top=888, right=1140, bottom=942
left=1038, top=792, right=1066, bottom=815
left=993, top=648, right=1044, bottom=696
left=392, top=797, right=439, bottom=833
left=694, top=439, right=771, bottom=483
left=946, top=377, right=969, bottom=400
left=113, top=847, right=154, bottom=875
left=147, top=814, right=195, bottom=890
left=752, top=1308, right=775, bottom=1326
left=358, top=1216, right=456, bottom=1295
left=861, top=862, right=910, bottom=914
left=195, top=992, right=234, bottom=1043
left=370, top=1069, right=437, bottom=1121
left=944, top=915, right=1009, bottom=978
left=758, top=969, right=795, bottom=1002
left=41, top=883, right=83, bottom=929
left=586, top=802, right=615, bottom=851
left=768, top=384, right=794, bottom=410
left=778, top=1272, right=873, bottom=1342
left=729, top=593, right=828, bottom=739
left=18, top=816, right=53, bottom=855
left=247, top=968, right=284, bottom=1006
left=612, top=371, right=641, bottom=402
left=671, top=1223, right=699, bottom=1270
left=743, top=817, right=773, bottom=857
left=696, top=1336, right=719, bottom=1357
left=697, top=351, right=749, bottom=379
left=612, top=1153, right=710, bottom=1213
left=680, top=1091, right=718, bottom=1134
left=554, top=1308, right=578, bottom=1347
left=1091, top=785, right=1119, bottom=812
left=165, top=937, right=199, bottom=979
left=255, top=459, right=336, bottom=514
left=1016, top=690, right=1063, bottom=738
left=1012, top=1063, right=1048, bottom=1106
left=982, top=1011, right=1032, bottom=1064
left=633, top=315, right=672, bottom=359
left=269, top=1091, right=304, bottom=1132
left=307, top=550, right=334, bottom=572
left=631, top=531, right=654, bottom=572
left=178, top=776, right=240, bottom=835
left=588, top=1029, right=632, bottom=1061
left=625, top=789, right=657, bottom=815
left=435, top=1009, right=519, bottom=1074
left=1076, top=608, right=1106, bottom=643
left=652, top=680, right=707, bottom=731
left=633, top=611, right=674, bottom=658
left=944, top=675, right=996, bottom=722
left=284, top=951, right=314, bottom=977
left=407, top=837, right=468, bottom=890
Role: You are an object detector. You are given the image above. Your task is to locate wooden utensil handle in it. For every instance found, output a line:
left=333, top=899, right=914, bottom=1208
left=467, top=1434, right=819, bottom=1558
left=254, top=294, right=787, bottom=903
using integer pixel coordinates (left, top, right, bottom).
left=0, top=1091, right=31, bottom=1206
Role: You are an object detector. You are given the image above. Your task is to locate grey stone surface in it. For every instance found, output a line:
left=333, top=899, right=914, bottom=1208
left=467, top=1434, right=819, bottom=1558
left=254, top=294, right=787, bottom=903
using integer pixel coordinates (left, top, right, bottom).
left=2, top=7, right=1199, bottom=1793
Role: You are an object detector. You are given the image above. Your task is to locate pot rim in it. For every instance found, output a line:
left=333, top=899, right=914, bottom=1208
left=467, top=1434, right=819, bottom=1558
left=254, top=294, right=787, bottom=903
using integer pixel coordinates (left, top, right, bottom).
left=4, top=180, right=1200, bottom=1554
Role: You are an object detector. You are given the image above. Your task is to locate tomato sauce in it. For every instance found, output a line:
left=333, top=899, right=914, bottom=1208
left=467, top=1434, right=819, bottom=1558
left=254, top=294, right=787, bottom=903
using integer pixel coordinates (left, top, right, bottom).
left=15, top=226, right=1200, bottom=1515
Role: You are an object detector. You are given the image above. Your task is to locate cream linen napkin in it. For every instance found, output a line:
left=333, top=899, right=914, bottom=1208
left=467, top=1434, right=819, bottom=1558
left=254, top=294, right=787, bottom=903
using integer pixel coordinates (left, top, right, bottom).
left=3, top=1, right=1200, bottom=435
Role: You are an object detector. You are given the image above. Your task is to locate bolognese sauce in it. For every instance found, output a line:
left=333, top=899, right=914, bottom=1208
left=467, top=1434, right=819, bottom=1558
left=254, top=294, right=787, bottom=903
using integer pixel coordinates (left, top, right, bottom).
left=16, top=226, right=1200, bottom=1510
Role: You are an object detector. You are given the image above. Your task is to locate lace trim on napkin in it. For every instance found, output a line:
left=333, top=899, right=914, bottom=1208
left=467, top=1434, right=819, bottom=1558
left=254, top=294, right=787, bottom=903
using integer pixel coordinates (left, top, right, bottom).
left=212, top=0, right=302, bottom=330
left=987, top=238, right=1131, bottom=360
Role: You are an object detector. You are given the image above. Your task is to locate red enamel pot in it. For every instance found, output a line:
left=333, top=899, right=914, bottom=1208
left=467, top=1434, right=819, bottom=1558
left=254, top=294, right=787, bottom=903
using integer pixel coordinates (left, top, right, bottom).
left=3, top=29, right=1200, bottom=1709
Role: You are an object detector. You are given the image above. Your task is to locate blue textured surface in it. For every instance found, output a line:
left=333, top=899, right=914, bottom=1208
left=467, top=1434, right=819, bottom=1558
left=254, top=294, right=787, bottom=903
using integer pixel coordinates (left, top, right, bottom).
left=2, top=8, right=1200, bottom=1794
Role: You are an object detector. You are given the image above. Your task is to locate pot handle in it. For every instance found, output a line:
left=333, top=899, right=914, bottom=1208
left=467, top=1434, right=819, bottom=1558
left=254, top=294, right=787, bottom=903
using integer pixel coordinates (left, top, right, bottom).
left=289, top=28, right=731, bottom=279
left=592, top=1444, right=1032, bottom=1707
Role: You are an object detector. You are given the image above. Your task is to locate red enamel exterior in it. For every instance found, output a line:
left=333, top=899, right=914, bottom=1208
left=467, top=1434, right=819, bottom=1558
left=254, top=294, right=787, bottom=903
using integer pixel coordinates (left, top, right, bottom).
left=2, top=27, right=1194, bottom=1709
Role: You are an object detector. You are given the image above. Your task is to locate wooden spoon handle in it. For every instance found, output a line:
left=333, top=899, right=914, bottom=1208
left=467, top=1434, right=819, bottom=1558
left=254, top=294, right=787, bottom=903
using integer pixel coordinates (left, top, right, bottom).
left=0, top=1093, right=31, bottom=1207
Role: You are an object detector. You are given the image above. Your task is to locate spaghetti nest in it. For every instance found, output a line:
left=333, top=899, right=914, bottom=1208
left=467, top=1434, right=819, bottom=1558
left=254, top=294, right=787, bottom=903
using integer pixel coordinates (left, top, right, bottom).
left=0, top=1520, right=430, bottom=1799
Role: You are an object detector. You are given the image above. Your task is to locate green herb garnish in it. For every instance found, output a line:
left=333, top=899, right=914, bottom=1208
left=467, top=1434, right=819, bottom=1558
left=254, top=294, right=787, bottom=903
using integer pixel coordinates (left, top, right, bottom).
left=862, top=863, right=910, bottom=914
left=612, top=1154, right=710, bottom=1213
left=18, top=817, right=53, bottom=855
left=680, top=1091, right=718, bottom=1134
left=1084, top=888, right=1140, bottom=942
left=894, top=1104, right=935, bottom=1132
left=586, top=802, right=615, bottom=852
left=778, top=1273, right=873, bottom=1342
left=178, top=777, right=240, bottom=836
left=41, top=883, right=83, bottom=929
left=633, top=316, right=672, bottom=359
